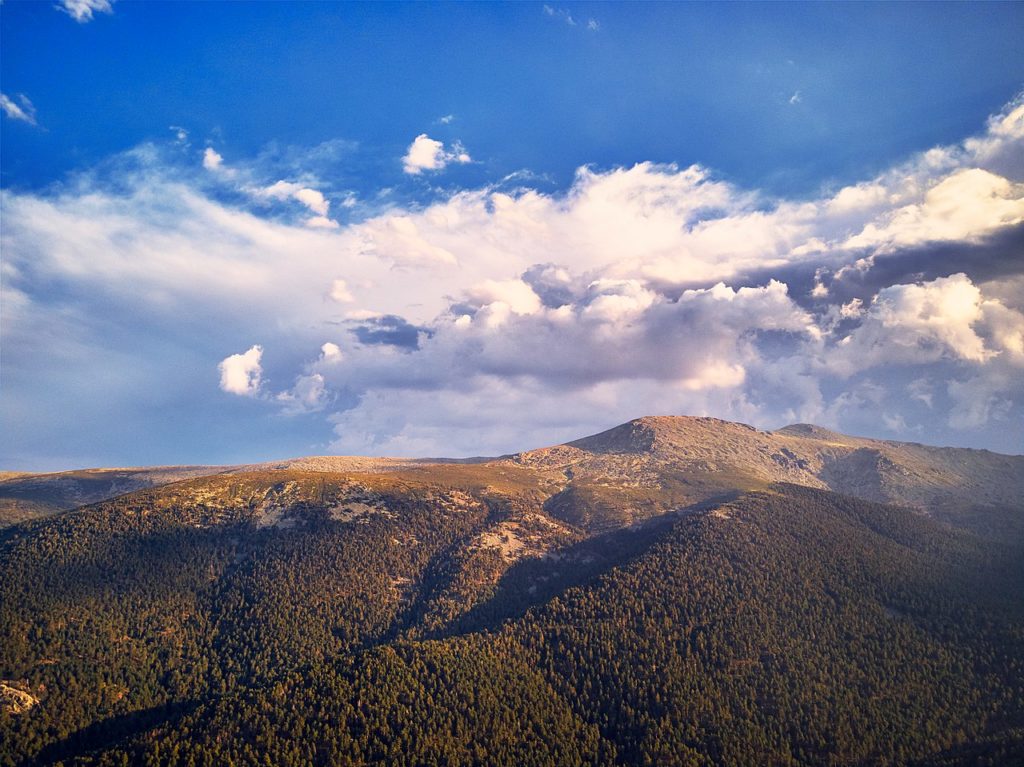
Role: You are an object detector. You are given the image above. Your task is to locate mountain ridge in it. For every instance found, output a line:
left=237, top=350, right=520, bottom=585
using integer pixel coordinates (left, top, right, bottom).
left=3, top=415, right=1021, bottom=532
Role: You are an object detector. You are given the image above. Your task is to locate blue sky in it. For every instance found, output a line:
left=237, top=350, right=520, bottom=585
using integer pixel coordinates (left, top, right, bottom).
left=2, top=1, right=1024, bottom=469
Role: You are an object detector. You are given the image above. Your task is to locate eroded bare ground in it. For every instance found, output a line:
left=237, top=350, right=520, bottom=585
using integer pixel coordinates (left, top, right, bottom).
left=0, top=681, right=39, bottom=715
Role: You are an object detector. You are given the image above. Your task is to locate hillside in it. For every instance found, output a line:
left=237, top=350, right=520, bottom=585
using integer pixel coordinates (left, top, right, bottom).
left=516, top=416, right=1024, bottom=523
left=0, top=416, right=1022, bottom=766
left=0, top=466, right=228, bottom=528
left=5, top=416, right=1021, bottom=533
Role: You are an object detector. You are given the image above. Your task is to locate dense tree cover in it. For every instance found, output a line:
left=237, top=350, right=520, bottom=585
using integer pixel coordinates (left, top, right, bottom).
left=1, top=477, right=1022, bottom=766
left=0, top=473, right=505, bottom=764
left=505, top=486, right=1024, bottom=765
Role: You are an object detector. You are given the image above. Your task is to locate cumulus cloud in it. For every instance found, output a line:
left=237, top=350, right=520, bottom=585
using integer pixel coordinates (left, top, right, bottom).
left=274, top=342, right=346, bottom=414
left=320, top=342, right=343, bottom=362
left=218, top=345, right=264, bottom=396
left=845, top=169, right=1024, bottom=250
left=330, top=279, right=355, bottom=303
left=947, top=374, right=1014, bottom=430
left=306, top=216, right=339, bottom=229
left=203, top=148, right=225, bottom=171
left=56, top=0, right=113, bottom=23
left=827, top=273, right=1024, bottom=375
left=276, top=373, right=328, bottom=414
left=465, top=279, right=543, bottom=316
left=260, top=181, right=329, bottom=215
left=256, top=180, right=336, bottom=227
left=4, top=95, right=1024, bottom=461
left=199, top=146, right=342, bottom=227
left=1, top=93, right=37, bottom=125
left=402, top=134, right=471, bottom=174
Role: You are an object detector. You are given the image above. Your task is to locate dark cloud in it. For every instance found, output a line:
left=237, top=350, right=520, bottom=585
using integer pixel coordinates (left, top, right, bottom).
left=521, top=263, right=576, bottom=308
left=825, top=224, right=1024, bottom=305
left=351, top=315, right=429, bottom=350
left=685, top=223, right=1024, bottom=312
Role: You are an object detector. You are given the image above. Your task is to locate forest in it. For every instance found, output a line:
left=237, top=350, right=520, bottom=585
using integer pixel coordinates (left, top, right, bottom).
left=1, top=467, right=1023, bottom=766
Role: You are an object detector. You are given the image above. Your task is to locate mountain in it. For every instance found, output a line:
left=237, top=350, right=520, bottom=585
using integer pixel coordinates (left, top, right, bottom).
left=1, top=417, right=1022, bottom=766
left=515, top=416, right=1024, bottom=533
left=0, top=466, right=227, bottom=528
left=6, top=416, right=1021, bottom=531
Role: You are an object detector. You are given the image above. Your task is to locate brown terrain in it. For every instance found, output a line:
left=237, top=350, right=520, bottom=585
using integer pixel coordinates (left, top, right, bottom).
left=3, top=416, right=1020, bottom=540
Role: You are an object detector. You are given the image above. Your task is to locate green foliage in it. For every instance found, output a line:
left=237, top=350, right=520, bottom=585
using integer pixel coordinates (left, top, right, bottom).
left=1, top=478, right=1021, bottom=766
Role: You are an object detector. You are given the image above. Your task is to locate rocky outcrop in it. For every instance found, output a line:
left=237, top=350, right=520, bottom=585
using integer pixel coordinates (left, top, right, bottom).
left=0, top=682, right=38, bottom=715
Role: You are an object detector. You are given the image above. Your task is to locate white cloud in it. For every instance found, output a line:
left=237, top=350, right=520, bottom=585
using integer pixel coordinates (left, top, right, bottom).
left=306, top=215, right=339, bottom=229
left=826, top=182, right=890, bottom=215
left=277, top=373, right=328, bottom=414
left=826, top=273, right=1024, bottom=375
left=882, top=412, right=911, bottom=433
left=330, top=279, right=355, bottom=303
left=543, top=7, right=599, bottom=33
left=203, top=148, right=225, bottom=171
left=260, top=181, right=328, bottom=215
left=320, top=342, right=343, bottom=362
left=355, top=214, right=459, bottom=267
left=543, top=5, right=576, bottom=26
left=465, top=279, right=542, bottom=316
left=4, top=95, right=1024, bottom=461
left=256, top=180, right=335, bottom=226
left=293, top=187, right=329, bottom=216
left=948, top=374, right=1014, bottom=429
left=872, top=274, right=993, bottom=362
left=0, top=93, right=37, bottom=126
left=56, top=0, right=113, bottom=23
left=908, top=378, right=933, bottom=408
left=839, top=298, right=864, bottom=319
left=845, top=169, right=1024, bottom=250
left=402, top=134, right=471, bottom=174
left=218, top=345, right=263, bottom=396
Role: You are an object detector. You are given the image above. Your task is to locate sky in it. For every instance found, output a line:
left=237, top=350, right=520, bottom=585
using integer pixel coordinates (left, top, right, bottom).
left=2, top=1, right=1024, bottom=470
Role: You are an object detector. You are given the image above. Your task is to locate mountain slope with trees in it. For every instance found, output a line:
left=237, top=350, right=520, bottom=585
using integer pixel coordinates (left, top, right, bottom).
left=1, top=417, right=1021, bottom=766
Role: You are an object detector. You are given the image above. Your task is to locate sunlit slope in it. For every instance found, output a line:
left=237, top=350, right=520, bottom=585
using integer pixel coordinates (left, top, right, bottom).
left=511, top=416, right=1024, bottom=530
left=5, top=416, right=1020, bottom=534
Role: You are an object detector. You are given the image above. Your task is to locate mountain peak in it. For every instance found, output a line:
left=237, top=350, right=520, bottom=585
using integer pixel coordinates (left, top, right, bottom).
left=775, top=423, right=848, bottom=442
left=565, top=415, right=762, bottom=456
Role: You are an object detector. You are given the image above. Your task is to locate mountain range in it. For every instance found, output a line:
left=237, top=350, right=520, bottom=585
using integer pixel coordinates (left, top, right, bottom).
left=1, top=416, right=1022, bottom=766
